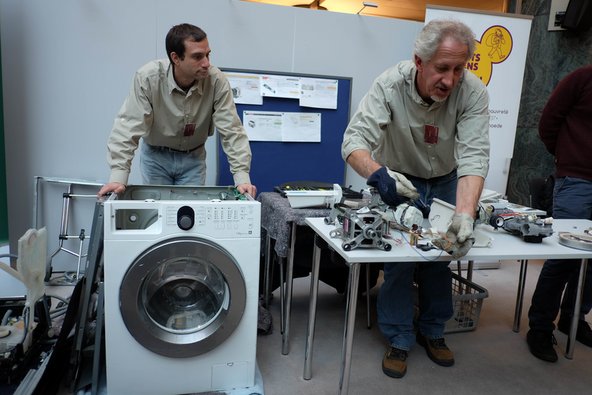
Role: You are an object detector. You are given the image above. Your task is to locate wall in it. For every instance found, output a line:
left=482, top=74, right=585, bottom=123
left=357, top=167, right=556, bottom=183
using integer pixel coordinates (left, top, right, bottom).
left=2, top=0, right=575, bottom=257
left=0, top=0, right=420, bottom=256
left=0, top=31, right=7, bottom=244
left=506, top=0, right=592, bottom=205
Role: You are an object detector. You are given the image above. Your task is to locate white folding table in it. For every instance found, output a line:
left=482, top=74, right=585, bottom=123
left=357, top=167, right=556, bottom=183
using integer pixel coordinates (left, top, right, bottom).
left=304, top=218, right=592, bottom=395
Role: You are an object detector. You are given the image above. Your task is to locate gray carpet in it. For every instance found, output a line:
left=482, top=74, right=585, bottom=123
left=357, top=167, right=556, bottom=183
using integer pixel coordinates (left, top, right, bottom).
left=256, top=260, right=592, bottom=395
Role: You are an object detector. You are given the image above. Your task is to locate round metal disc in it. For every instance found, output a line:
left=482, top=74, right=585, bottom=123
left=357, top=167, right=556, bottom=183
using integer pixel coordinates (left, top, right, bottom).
left=558, top=232, right=592, bottom=251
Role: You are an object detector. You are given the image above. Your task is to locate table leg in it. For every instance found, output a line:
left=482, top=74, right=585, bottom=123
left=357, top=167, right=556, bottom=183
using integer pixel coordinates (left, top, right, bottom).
left=338, top=263, right=361, bottom=395
left=366, top=265, right=371, bottom=329
left=466, top=260, right=474, bottom=282
left=303, top=236, right=322, bottom=380
left=282, top=222, right=298, bottom=355
left=513, top=259, right=528, bottom=332
left=566, top=258, right=588, bottom=359
left=279, top=256, right=286, bottom=335
left=264, top=233, right=272, bottom=308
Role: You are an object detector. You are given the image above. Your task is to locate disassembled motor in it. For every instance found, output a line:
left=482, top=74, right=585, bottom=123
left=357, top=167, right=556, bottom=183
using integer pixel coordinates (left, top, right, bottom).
left=326, top=205, right=391, bottom=251
left=326, top=188, right=555, bottom=251
left=325, top=188, right=425, bottom=251
left=482, top=205, right=553, bottom=243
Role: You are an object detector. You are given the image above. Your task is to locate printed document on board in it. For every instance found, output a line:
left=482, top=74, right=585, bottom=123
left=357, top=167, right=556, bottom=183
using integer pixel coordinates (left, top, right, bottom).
left=243, top=111, right=321, bottom=142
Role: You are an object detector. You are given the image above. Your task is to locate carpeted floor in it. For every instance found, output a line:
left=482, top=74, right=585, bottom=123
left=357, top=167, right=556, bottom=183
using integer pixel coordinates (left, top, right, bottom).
left=6, top=253, right=591, bottom=394
left=256, top=260, right=592, bottom=395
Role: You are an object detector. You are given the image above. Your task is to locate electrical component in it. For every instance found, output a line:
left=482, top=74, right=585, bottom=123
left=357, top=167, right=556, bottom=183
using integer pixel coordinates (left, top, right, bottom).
left=326, top=205, right=391, bottom=251
left=483, top=204, right=553, bottom=243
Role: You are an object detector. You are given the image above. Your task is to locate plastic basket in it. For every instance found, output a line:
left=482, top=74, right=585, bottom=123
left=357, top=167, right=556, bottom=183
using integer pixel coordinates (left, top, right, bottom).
left=444, top=272, right=489, bottom=333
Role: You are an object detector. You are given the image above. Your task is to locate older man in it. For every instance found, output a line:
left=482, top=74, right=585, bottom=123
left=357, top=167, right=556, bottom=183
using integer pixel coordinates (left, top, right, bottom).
left=342, top=19, right=490, bottom=378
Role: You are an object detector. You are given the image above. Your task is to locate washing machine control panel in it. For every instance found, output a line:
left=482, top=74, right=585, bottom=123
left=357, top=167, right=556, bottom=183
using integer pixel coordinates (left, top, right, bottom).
left=164, top=202, right=260, bottom=237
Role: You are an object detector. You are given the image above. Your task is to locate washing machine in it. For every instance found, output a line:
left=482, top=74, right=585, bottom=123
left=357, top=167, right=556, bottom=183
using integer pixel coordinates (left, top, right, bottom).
left=103, top=188, right=260, bottom=395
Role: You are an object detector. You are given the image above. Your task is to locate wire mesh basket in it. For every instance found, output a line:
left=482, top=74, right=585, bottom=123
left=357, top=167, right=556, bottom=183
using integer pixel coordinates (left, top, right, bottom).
left=445, top=272, right=489, bottom=333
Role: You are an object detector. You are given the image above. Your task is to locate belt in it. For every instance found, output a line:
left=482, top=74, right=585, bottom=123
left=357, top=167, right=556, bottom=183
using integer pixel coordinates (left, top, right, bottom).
left=147, top=143, right=204, bottom=153
left=403, top=169, right=457, bottom=183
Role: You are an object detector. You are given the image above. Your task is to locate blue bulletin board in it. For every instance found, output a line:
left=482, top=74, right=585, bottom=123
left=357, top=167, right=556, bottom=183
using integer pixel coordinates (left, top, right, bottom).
left=217, top=69, right=352, bottom=193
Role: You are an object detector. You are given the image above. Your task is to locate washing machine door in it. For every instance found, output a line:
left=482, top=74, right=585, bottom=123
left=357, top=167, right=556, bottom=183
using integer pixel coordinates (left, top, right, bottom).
left=119, top=237, right=246, bottom=358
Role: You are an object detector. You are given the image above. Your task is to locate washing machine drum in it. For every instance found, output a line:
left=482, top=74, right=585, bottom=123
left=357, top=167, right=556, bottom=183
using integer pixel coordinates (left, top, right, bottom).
left=119, top=237, right=247, bottom=358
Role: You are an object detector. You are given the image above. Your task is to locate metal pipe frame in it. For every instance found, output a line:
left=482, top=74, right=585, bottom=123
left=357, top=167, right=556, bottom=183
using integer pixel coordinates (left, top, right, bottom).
left=281, top=222, right=298, bottom=355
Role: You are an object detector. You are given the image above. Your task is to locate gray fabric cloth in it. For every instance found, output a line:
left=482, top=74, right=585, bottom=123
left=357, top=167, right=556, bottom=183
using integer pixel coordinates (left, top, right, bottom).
left=257, top=297, right=273, bottom=335
left=258, top=192, right=330, bottom=258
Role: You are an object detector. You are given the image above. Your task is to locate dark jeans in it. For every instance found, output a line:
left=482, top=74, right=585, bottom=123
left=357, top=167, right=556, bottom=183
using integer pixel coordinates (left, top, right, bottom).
left=377, top=170, right=457, bottom=350
left=528, top=176, right=592, bottom=332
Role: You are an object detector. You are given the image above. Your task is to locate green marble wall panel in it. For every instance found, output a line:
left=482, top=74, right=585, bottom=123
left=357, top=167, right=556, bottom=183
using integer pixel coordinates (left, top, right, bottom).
left=506, top=0, right=592, bottom=206
left=0, top=33, right=7, bottom=243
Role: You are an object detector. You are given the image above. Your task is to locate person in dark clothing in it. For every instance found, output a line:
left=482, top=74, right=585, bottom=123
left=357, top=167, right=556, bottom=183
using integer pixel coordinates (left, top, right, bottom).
left=527, top=65, right=592, bottom=362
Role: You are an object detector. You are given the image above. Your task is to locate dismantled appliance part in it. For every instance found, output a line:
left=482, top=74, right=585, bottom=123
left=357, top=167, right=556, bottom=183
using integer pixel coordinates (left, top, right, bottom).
left=326, top=205, right=391, bottom=251
left=483, top=204, right=553, bottom=243
left=558, top=231, right=592, bottom=251
left=324, top=184, right=434, bottom=252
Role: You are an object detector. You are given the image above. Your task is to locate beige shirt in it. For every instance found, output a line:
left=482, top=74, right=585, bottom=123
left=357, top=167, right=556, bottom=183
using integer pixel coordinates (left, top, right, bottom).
left=107, top=60, right=252, bottom=186
left=342, top=60, right=490, bottom=179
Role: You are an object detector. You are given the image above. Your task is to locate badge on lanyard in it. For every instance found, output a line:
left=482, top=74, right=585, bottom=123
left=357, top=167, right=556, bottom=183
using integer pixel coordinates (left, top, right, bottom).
left=183, top=123, right=196, bottom=136
left=424, top=124, right=439, bottom=144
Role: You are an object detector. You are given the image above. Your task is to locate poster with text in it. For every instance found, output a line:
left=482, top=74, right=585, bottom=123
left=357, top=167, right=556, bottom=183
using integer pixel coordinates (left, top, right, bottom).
left=426, top=7, right=532, bottom=195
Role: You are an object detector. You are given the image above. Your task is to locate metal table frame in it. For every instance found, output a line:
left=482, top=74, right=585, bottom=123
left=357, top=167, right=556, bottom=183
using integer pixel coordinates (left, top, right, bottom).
left=258, top=192, right=331, bottom=355
left=304, top=217, right=592, bottom=395
left=33, top=176, right=102, bottom=283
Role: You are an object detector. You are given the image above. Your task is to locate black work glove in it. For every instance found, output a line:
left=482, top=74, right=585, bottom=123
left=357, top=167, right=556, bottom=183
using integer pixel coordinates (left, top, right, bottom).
left=366, top=167, right=419, bottom=207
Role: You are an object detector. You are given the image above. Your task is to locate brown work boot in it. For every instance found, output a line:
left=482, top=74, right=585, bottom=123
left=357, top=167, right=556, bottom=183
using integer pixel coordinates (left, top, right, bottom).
left=417, top=333, right=455, bottom=366
left=382, top=346, right=408, bottom=378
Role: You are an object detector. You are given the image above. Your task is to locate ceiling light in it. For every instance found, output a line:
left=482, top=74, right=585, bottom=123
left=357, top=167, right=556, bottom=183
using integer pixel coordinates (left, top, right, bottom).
left=357, top=2, right=378, bottom=15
